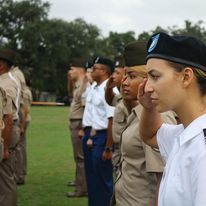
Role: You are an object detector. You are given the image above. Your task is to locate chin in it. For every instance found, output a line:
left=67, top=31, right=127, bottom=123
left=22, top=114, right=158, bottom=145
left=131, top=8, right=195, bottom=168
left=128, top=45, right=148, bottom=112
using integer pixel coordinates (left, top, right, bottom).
left=155, top=104, right=169, bottom=113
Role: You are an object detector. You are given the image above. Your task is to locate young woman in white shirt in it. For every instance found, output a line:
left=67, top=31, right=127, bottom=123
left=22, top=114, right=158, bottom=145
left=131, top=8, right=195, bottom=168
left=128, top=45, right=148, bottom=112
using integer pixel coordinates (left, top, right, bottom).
left=139, top=32, right=206, bottom=206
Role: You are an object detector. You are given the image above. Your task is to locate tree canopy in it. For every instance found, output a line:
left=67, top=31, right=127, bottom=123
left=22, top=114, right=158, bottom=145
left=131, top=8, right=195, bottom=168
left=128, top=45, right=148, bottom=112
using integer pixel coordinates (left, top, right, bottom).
left=1, top=0, right=206, bottom=100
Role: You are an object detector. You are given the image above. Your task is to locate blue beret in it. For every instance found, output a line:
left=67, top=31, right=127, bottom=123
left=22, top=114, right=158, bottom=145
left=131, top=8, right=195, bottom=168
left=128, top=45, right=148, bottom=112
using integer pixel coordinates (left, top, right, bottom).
left=94, top=56, right=114, bottom=72
left=146, top=32, right=206, bottom=71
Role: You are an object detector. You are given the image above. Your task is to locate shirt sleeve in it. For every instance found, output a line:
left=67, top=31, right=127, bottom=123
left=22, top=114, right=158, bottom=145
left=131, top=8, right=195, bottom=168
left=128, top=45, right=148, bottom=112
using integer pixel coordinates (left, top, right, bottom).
left=105, top=100, right=115, bottom=119
left=192, top=150, right=206, bottom=205
left=3, top=95, right=13, bottom=115
left=144, top=144, right=165, bottom=172
left=157, top=123, right=183, bottom=161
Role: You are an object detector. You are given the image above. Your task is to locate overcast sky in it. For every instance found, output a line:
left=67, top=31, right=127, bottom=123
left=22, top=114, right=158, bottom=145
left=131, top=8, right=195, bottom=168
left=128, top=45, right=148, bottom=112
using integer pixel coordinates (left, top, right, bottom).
left=48, top=0, right=206, bottom=37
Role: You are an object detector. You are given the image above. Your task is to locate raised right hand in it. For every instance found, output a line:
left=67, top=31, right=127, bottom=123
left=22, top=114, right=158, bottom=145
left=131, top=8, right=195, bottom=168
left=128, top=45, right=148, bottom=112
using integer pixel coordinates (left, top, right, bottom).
left=138, top=78, right=154, bottom=110
left=106, top=76, right=116, bottom=89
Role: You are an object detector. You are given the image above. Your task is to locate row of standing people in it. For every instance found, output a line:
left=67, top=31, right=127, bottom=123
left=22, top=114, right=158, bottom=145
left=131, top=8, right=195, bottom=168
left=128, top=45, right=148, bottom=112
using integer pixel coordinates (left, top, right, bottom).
left=68, top=31, right=206, bottom=206
left=0, top=49, right=32, bottom=206
left=66, top=40, right=176, bottom=206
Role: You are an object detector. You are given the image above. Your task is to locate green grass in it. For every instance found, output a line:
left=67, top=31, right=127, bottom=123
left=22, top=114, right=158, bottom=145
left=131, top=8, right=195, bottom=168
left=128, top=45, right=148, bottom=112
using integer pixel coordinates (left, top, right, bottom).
left=17, top=106, right=87, bottom=206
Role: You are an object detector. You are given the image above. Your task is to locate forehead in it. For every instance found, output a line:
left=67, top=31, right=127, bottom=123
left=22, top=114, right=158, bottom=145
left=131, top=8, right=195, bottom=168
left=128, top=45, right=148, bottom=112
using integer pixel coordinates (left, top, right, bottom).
left=93, top=63, right=103, bottom=68
left=125, top=67, right=140, bottom=74
left=146, top=58, right=170, bottom=71
left=70, top=66, right=80, bottom=71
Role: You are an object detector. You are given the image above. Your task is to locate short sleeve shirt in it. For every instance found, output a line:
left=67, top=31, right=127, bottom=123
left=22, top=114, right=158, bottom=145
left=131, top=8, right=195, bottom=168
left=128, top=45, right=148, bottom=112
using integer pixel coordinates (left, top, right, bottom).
left=0, top=73, right=19, bottom=120
left=115, top=105, right=165, bottom=206
left=82, top=82, right=97, bottom=127
left=70, top=78, right=89, bottom=120
left=112, top=97, right=128, bottom=143
left=91, top=79, right=115, bottom=130
left=22, top=86, right=33, bottom=122
left=157, top=114, right=206, bottom=206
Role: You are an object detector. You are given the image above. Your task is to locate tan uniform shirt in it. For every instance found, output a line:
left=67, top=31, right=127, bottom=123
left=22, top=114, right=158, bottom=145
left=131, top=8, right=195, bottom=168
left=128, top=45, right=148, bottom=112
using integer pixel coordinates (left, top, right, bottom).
left=22, top=86, right=33, bottom=122
left=112, top=96, right=128, bottom=143
left=0, top=87, right=7, bottom=162
left=115, top=105, right=176, bottom=206
left=70, top=78, right=89, bottom=120
left=0, top=73, right=20, bottom=120
left=11, top=67, right=26, bottom=105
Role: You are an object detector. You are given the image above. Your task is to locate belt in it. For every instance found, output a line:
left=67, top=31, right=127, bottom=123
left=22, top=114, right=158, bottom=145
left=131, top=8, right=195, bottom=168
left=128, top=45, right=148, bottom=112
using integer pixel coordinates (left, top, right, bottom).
left=96, top=129, right=107, bottom=133
left=70, top=119, right=82, bottom=122
left=83, top=126, right=91, bottom=131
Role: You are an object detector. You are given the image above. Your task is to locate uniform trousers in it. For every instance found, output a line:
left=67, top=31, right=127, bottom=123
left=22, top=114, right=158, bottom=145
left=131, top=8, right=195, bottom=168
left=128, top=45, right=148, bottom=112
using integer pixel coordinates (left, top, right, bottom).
left=92, top=130, right=113, bottom=206
left=0, top=150, right=17, bottom=206
left=70, top=119, right=87, bottom=194
left=82, top=127, right=95, bottom=206
left=15, top=122, right=29, bottom=183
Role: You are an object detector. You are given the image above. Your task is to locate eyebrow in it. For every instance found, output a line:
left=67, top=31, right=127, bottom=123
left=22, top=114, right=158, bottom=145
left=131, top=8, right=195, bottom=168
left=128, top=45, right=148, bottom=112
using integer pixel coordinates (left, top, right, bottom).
left=148, top=69, right=156, bottom=75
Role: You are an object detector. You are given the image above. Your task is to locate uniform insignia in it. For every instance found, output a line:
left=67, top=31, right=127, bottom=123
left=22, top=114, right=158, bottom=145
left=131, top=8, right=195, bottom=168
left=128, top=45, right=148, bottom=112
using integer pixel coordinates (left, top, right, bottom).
left=115, top=61, right=119, bottom=66
left=148, top=34, right=160, bottom=53
left=95, top=57, right=100, bottom=64
left=203, top=128, right=206, bottom=145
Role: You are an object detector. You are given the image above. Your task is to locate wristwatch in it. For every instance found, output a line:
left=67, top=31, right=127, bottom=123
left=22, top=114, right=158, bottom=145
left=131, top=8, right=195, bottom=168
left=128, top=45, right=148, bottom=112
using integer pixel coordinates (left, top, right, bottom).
left=105, top=147, right=112, bottom=152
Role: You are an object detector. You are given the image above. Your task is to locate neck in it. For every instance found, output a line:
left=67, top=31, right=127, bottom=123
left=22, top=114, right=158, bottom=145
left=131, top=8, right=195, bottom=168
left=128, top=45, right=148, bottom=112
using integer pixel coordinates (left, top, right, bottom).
left=175, top=95, right=206, bottom=127
left=76, top=75, right=85, bottom=82
left=97, top=76, right=108, bottom=85
left=0, top=70, right=8, bottom=75
left=124, top=99, right=139, bottom=114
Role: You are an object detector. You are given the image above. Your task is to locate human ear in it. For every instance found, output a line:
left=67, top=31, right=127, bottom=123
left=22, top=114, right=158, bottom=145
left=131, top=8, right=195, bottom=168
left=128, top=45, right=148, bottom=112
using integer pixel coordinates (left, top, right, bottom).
left=182, top=67, right=194, bottom=87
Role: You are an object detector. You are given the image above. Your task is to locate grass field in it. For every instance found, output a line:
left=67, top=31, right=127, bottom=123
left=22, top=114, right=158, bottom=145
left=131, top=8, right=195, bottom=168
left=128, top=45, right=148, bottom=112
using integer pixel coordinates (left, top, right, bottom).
left=17, top=106, right=87, bottom=206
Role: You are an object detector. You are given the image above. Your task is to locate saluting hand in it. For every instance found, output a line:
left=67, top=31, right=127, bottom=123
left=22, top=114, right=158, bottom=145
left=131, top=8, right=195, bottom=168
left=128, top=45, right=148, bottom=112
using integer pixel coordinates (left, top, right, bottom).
left=138, top=78, right=154, bottom=109
left=106, top=76, right=116, bottom=89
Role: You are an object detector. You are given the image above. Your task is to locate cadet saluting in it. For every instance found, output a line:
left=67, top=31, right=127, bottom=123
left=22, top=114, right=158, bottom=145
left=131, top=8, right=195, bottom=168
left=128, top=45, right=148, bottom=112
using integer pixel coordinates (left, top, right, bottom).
left=139, top=32, right=206, bottom=206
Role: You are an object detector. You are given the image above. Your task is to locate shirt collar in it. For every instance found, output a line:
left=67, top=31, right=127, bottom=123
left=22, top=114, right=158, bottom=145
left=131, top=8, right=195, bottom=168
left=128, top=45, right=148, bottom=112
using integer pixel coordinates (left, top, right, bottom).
left=95, top=79, right=108, bottom=89
left=179, top=114, right=206, bottom=146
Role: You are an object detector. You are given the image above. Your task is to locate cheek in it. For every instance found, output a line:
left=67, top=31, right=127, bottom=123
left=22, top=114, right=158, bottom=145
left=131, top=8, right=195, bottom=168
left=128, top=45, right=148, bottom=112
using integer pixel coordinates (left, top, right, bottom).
left=130, top=81, right=141, bottom=96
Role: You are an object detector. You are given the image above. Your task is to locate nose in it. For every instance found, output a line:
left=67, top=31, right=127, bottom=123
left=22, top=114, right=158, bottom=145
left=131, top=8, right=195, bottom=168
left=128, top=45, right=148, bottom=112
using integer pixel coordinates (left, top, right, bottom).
left=122, top=75, right=129, bottom=86
left=145, top=79, right=153, bottom=93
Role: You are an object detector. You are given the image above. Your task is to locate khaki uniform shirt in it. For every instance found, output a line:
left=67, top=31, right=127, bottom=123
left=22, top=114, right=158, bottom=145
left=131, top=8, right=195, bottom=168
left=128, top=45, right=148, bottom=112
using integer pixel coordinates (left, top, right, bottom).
left=11, top=67, right=26, bottom=105
left=112, top=95, right=128, bottom=143
left=115, top=105, right=176, bottom=206
left=70, top=78, right=89, bottom=120
left=22, top=86, right=33, bottom=122
left=0, top=87, right=6, bottom=162
left=0, top=73, right=20, bottom=120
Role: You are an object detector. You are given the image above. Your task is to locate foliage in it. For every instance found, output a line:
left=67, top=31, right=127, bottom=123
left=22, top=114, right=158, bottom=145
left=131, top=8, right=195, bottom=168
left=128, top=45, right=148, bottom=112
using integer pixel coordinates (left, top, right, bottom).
left=1, top=0, right=206, bottom=99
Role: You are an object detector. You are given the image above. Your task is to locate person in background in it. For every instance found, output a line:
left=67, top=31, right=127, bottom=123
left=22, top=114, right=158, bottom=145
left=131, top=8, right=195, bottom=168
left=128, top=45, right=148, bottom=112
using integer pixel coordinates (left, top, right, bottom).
left=66, top=58, right=89, bottom=197
left=85, top=56, right=115, bottom=206
left=0, top=86, right=6, bottom=162
left=114, top=42, right=176, bottom=206
left=0, top=48, right=20, bottom=206
left=11, top=66, right=28, bottom=185
left=105, top=55, right=128, bottom=177
left=18, top=77, right=33, bottom=184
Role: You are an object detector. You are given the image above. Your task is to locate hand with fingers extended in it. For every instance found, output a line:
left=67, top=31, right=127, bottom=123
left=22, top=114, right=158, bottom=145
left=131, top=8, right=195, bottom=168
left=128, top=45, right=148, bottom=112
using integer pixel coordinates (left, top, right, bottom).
left=138, top=78, right=154, bottom=110
left=106, top=75, right=116, bottom=89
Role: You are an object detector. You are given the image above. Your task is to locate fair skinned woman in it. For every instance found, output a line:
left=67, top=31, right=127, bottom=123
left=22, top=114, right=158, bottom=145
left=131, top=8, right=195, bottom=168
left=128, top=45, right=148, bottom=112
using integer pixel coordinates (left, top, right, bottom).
left=139, top=32, right=206, bottom=206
